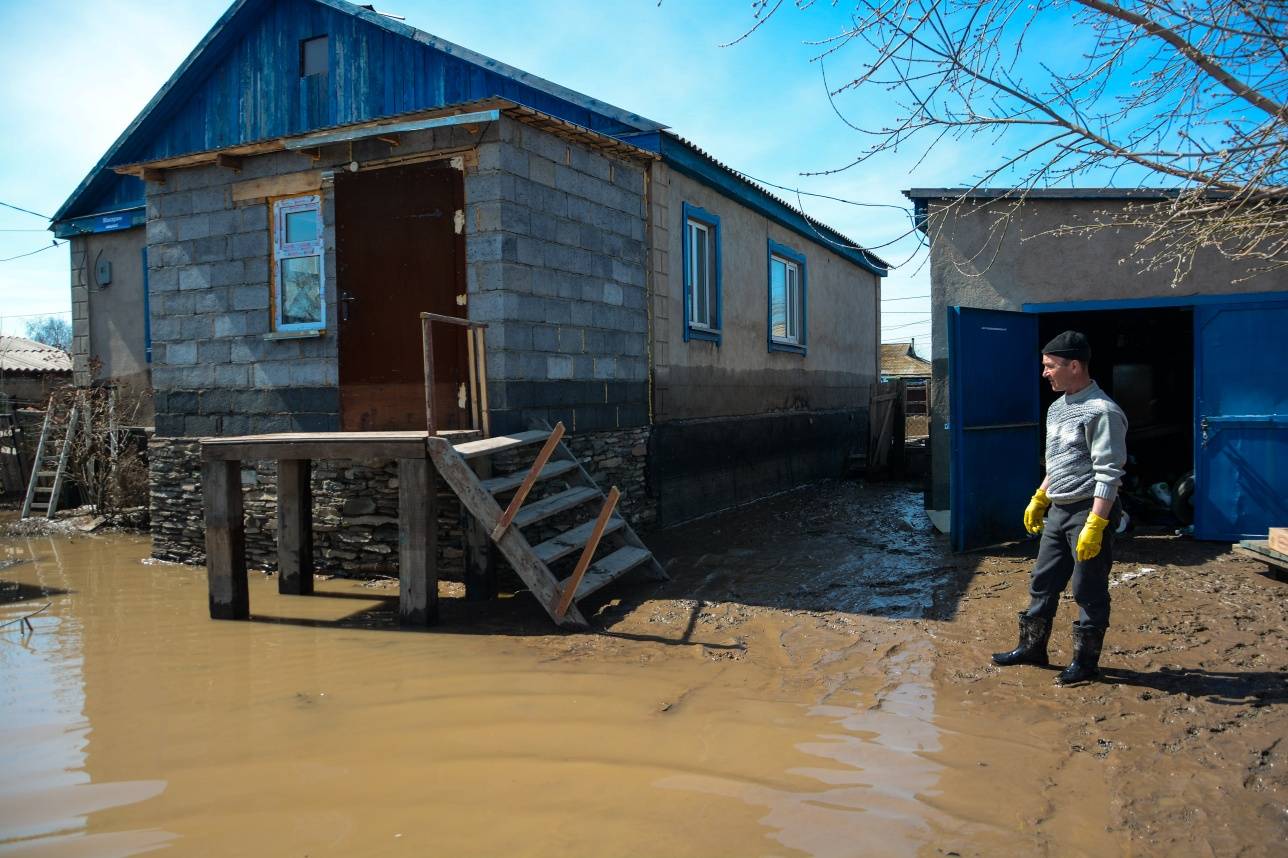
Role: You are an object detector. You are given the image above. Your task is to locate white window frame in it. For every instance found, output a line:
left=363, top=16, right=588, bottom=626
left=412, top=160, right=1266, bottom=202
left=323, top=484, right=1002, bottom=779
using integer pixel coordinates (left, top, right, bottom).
left=272, top=194, right=326, bottom=332
left=686, top=218, right=716, bottom=330
left=770, top=254, right=802, bottom=345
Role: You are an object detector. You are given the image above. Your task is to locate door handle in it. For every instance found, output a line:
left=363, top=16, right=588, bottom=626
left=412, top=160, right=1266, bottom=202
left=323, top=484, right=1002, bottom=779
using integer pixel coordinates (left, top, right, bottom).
left=339, top=290, right=357, bottom=322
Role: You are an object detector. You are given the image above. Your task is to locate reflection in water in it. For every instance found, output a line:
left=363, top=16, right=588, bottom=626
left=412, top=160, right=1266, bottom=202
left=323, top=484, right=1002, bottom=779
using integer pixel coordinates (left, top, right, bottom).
left=660, top=644, right=943, bottom=857
left=0, top=536, right=175, bottom=855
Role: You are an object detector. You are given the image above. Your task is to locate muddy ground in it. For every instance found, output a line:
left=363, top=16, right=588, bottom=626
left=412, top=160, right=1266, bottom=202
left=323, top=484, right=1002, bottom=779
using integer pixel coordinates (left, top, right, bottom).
left=593, top=481, right=1288, bottom=855
left=2, top=481, right=1285, bottom=856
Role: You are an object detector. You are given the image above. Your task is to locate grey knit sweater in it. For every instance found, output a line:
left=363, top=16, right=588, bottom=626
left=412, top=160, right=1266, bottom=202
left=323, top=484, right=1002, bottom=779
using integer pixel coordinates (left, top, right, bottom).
left=1044, top=381, right=1128, bottom=504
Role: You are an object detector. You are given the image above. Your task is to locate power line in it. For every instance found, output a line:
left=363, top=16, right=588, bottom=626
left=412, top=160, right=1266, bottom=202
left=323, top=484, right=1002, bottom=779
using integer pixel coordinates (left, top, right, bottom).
left=0, top=228, right=49, bottom=233
left=882, top=319, right=931, bottom=331
left=0, top=240, right=64, bottom=263
left=882, top=295, right=929, bottom=302
left=0, top=200, right=51, bottom=220
left=0, top=310, right=72, bottom=319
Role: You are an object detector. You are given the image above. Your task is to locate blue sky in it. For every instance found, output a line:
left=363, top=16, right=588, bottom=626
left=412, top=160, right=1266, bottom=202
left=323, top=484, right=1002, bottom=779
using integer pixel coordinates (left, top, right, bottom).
left=0, top=0, right=970, bottom=352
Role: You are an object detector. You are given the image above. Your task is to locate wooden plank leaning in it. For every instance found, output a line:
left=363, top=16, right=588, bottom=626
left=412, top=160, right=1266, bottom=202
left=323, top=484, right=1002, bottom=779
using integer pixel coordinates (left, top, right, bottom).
left=491, top=421, right=565, bottom=541
left=554, top=486, right=620, bottom=622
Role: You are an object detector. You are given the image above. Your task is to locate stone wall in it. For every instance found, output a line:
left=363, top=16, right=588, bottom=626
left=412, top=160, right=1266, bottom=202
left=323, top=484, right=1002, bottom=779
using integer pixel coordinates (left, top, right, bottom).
left=149, top=437, right=464, bottom=575
left=148, top=424, right=654, bottom=576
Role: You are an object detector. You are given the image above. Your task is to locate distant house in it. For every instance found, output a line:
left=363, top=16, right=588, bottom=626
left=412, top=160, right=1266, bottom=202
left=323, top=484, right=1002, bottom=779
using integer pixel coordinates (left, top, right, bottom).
left=52, top=0, right=888, bottom=570
left=0, top=336, right=72, bottom=408
left=904, top=187, right=1287, bottom=550
left=880, top=339, right=931, bottom=430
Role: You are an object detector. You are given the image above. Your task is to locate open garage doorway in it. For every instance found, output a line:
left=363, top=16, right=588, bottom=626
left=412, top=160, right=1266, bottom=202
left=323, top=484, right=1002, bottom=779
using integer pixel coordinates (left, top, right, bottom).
left=1037, top=307, right=1194, bottom=529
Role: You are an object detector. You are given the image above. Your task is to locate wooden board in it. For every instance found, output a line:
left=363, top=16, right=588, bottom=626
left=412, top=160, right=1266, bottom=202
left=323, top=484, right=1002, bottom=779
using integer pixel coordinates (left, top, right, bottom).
left=203, top=459, right=248, bottom=620
left=480, top=459, right=577, bottom=495
left=398, top=458, right=438, bottom=625
left=1269, top=527, right=1288, bottom=556
left=232, top=170, right=322, bottom=202
left=452, top=430, right=550, bottom=460
left=512, top=486, right=599, bottom=529
left=200, top=430, right=478, bottom=462
left=277, top=458, right=313, bottom=596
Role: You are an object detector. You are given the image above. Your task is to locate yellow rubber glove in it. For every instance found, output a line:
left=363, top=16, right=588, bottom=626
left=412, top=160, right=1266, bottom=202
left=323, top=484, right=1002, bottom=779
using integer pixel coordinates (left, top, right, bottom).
left=1075, top=512, right=1110, bottom=561
left=1023, top=488, right=1052, bottom=534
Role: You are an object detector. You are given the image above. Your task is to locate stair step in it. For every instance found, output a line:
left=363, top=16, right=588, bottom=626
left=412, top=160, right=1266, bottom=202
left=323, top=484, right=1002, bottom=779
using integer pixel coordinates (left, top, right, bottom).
left=37, top=471, right=56, bottom=477
left=452, top=429, right=550, bottom=460
left=34, top=486, right=53, bottom=494
left=568, top=546, right=653, bottom=601
left=29, top=503, right=48, bottom=510
left=534, top=516, right=626, bottom=566
left=480, top=459, right=578, bottom=495
left=513, top=486, right=600, bottom=529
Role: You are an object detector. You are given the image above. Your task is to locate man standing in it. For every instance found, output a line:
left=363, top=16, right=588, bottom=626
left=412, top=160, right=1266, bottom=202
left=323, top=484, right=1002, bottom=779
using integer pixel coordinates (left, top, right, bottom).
left=991, top=331, right=1128, bottom=685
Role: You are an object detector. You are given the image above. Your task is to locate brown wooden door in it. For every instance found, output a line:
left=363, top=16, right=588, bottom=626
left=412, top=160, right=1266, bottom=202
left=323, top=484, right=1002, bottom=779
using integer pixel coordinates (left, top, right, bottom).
left=335, top=163, right=467, bottom=431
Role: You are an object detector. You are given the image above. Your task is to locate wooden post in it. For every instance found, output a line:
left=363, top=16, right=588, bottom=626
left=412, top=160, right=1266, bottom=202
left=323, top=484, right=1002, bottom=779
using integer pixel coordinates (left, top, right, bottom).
left=464, top=458, right=499, bottom=602
left=203, top=459, right=248, bottom=620
left=398, top=457, right=438, bottom=626
left=277, top=458, right=314, bottom=595
left=420, top=313, right=437, bottom=436
left=474, top=327, right=490, bottom=438
left=466, top=323, right=481, bottom=432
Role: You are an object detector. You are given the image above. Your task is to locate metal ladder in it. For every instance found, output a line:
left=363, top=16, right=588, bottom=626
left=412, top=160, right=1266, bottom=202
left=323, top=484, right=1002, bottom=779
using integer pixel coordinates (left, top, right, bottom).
left=21, top=395, right=80, bottom=519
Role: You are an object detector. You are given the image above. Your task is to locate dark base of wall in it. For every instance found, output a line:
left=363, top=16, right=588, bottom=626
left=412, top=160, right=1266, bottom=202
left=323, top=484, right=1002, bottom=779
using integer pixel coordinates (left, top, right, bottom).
left=147, top=426, right=655, bottom=577
left=648, top=409, right=865, bottom=528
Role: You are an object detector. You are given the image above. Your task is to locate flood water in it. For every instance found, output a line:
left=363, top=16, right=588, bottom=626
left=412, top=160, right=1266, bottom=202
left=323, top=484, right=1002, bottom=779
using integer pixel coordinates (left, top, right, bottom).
left=0, top=527, right=970, bottom=858
left=11, top=482, right=1264, bottom=856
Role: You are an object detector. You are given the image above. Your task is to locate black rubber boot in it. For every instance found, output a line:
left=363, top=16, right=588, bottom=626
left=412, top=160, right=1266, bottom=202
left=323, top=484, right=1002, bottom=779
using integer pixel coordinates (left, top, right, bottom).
left=991, top=612, right=1052, bottom=667
left=1055, top=623, right=1105, bottom=685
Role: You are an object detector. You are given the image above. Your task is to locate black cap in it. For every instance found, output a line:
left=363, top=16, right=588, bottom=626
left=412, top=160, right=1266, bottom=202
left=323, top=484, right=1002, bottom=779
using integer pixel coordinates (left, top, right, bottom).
left=1042, top=330, right=1090, bottom=362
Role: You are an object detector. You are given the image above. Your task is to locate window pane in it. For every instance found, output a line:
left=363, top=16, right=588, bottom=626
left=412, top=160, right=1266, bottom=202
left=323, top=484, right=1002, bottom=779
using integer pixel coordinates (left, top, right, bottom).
left=280, top=256, right=322, bottom=325
left=301, top=36, right=328, bottom=77
left=695, top=228, right=708, bottom=325
left=770, top=257, right=787, bottom=339
left=704, top=234, right=717, bottom=326
left=787, top=264, right=798, bottom=340
left=284, top=208, right=319, bottom=244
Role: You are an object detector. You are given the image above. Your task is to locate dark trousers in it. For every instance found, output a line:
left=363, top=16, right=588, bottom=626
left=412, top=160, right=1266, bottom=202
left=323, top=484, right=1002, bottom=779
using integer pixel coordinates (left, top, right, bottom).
left=1024, top=498, right=1118, bottom=631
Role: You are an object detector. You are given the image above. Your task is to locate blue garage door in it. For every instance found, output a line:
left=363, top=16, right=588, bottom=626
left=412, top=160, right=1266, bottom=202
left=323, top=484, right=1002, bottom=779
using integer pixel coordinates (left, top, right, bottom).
left=1194, top=301, right=1288, bottom=540
left=949, top=307, right=1042, bottom=551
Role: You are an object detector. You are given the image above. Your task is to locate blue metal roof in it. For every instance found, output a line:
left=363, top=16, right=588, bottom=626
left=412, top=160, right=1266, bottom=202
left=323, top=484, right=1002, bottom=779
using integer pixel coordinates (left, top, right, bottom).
left=53, top=0, right=662, bottom=228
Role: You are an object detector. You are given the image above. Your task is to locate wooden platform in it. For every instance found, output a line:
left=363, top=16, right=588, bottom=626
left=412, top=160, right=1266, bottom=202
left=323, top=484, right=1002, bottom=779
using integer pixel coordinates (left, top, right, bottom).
left=1234, top=539, right=1288, bottom=577
left=199, top=430, right=478, bottom=626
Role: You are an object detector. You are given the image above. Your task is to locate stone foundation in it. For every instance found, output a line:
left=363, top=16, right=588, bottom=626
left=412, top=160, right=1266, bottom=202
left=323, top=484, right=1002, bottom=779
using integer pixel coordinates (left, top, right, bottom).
left=149, top=437, right=464, bottom=575
left=148, top=425, right=655, bottom=575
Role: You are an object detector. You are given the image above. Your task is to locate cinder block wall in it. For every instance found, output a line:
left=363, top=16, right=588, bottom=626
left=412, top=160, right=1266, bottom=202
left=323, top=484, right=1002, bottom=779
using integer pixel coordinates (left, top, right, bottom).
left=467, top=118, right=650, bottom=436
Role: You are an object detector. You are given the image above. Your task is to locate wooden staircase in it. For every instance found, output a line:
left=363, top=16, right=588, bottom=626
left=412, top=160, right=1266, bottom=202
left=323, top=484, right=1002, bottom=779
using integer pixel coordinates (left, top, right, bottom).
left=428, top=422, right=665, bottom=628
left=21, top=395, right=80, bottom=520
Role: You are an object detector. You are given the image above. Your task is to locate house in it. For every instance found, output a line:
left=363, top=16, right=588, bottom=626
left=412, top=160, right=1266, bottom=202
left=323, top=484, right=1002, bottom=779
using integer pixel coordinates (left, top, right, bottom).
left=0, top=335, right=72, bottom=408
left=51, top=0, right=887, bottom=571
left=880, top=339, right=931, bottom=427
left=904, top=188, right=1287, bottom=550
left=0, top=336, right=72, bottom=495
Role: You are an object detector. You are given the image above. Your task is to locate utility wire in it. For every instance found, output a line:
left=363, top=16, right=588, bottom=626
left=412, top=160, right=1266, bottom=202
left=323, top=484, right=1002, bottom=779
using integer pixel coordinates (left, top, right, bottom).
left=882, top=295, right=929, bottom=301
left=0, top=241, right=64, bottom=263
left=0, top=200, right=51, bottom=220
left=0, top=310, right=72, bottom=319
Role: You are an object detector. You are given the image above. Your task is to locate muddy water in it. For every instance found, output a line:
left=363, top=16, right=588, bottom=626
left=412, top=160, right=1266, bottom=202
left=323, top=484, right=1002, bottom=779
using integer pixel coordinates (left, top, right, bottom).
left=0, top=518, right=1026, bottom=857
left=3, top=482, right=1284, bottom=856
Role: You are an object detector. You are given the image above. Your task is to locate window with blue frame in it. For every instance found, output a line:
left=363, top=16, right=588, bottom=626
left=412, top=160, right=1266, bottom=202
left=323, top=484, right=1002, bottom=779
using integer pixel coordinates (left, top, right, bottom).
left=768, top=239, right=806, bottom=354
left=682, top=202, right=721, bottom=343
left=273, top=194, right=326, bottom=331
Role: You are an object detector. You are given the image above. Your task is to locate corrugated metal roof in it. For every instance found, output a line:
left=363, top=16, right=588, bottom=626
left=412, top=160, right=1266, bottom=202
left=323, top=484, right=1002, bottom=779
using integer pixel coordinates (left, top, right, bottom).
left=0, top=336, right=73, bottom=374
left=881, top=342, right=931, bottom=377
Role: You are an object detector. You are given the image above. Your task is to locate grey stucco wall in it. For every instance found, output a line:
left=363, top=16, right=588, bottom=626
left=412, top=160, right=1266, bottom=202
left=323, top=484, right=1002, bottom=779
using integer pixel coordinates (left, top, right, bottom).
left=467, top=117, right=650, bottom=435
left=650, top=165, right=880, bottom=421
left=70, top=228, right=151, bottom=403
left=923, top=196, right=1288, bottom=510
